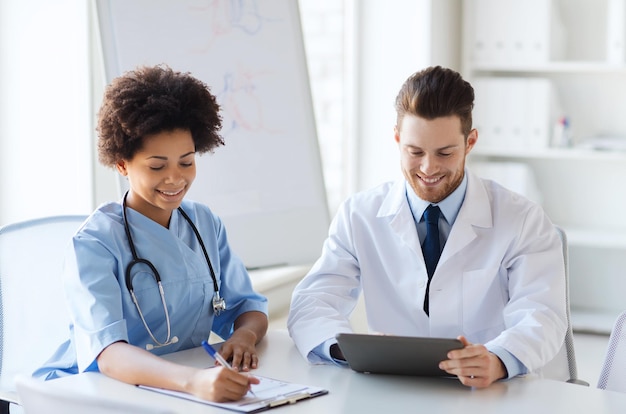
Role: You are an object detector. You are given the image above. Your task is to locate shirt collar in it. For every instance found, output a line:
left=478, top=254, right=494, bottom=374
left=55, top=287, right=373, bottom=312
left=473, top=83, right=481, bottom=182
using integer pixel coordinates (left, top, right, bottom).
left=406, top=169, right=468, bottom=225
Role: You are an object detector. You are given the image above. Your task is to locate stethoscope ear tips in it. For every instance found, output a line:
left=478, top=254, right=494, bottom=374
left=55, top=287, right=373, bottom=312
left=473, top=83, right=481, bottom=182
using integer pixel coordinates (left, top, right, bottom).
left=145, top=336, right=179, bottom=351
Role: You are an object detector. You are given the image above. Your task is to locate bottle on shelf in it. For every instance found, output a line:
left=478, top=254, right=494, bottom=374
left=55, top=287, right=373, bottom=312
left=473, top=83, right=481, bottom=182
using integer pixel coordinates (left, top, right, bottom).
left=552, top=116, right=573, bottom=148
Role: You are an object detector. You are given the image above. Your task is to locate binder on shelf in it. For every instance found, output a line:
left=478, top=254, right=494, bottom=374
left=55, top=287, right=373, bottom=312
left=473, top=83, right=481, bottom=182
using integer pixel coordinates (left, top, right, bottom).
left=472, top=77, right=560, bottom=151
left=467, top=0, right=565, bottom=64
left=470, top=0, right=504, bottom=62
left=527, top=78, right=559, bottom=149
left=471, top=78, right=496, bottom=148
left=607, top=0, right=626, bottom=64
left=503, top=79, right=527, bottom=150
left=473, top=77, right=508, bottom=149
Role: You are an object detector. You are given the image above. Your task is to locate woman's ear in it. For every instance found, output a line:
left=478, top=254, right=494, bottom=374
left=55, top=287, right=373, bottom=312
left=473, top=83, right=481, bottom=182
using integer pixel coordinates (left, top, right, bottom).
left=116, top=160, right=128, bottom=176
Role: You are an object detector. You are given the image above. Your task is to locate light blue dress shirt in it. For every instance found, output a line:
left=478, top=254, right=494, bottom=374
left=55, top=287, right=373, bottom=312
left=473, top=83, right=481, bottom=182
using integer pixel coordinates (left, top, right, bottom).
left=34, top=198, right=267, bottom=379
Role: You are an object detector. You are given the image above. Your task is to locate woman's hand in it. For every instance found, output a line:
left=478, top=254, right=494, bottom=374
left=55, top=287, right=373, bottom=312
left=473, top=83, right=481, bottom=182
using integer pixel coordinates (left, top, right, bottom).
left=219, top=327, right=260, bottom=371
left=97, top=341, right=259, bottom=402
left=217, top=311, right=268, bottom=371
left=186, top=365, right=260, bottom=402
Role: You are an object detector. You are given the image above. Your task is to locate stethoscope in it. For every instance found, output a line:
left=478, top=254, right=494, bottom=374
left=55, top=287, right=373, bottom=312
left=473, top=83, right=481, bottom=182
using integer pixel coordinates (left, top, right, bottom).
left=122, top=192, right=226, bottom=350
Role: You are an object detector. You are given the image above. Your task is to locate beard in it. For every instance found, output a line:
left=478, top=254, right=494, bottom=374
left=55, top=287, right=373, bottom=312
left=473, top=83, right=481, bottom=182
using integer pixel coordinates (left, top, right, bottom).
left=404, top=164, right=465, bottom=203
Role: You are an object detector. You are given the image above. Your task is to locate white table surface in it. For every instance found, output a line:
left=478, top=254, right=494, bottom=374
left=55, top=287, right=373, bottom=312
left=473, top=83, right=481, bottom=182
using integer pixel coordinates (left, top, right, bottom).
left=39, top=329, right=626, bottom=413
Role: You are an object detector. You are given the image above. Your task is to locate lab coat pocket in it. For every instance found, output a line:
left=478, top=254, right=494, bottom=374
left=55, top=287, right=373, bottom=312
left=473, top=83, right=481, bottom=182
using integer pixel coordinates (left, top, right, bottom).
left=462, top=267, right=506, bottom=340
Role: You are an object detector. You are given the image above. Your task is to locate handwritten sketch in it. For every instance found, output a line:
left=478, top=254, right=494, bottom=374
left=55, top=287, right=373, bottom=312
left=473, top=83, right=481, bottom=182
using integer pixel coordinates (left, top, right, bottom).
left=183, top=0, right=283, bottom=135
left=216, top=66, right=282, bottom=136
left=189, top=0, right=276, bottom=52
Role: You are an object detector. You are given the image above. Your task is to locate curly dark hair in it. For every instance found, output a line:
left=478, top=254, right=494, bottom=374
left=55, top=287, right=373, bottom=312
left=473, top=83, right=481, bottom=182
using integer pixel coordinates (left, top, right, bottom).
left=97, top=64, right=224, bottom=167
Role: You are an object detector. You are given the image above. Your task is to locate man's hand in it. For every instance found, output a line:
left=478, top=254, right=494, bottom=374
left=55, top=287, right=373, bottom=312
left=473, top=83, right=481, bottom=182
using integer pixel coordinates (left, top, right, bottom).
left=438, top=335, right=507, bottom=388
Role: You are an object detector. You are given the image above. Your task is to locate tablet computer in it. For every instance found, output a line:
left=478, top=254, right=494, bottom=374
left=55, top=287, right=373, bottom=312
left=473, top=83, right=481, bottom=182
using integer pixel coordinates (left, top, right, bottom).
left=335, top=333, right=463, bottom=376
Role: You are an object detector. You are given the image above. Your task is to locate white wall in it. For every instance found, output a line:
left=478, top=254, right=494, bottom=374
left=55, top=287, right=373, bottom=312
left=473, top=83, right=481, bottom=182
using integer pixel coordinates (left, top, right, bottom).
left=352, top=0, right=461, bottom=192
left=298, top=0, right=352, bottom=216
left=0, top=0, right=461, bottom=226
left=0, top=0, right=93, bottom=226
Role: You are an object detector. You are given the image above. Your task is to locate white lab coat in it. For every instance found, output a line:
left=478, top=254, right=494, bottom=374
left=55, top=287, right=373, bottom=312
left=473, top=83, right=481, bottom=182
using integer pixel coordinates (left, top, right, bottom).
left=288, top=171, right=567, bottom=374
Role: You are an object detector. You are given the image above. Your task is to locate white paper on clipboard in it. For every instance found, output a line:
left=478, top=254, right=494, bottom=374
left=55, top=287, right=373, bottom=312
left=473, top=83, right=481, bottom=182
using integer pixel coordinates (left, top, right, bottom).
left=140, top=375, right=328, bottom=412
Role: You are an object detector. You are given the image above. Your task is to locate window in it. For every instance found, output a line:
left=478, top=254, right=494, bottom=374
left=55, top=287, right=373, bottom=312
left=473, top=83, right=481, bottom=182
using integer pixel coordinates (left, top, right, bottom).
left=0, top=0, right=356, bottom=226
left=0, top=0, right=92, bottom=226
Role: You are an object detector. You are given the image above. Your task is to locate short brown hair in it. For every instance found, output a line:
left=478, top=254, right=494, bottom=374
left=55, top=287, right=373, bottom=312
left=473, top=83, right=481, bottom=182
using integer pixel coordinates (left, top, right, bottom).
left=394, top=66, right=474, bottom=137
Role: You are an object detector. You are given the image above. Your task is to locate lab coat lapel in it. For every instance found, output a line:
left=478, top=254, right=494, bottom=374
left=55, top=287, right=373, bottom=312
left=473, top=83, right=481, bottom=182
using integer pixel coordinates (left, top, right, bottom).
left=439, top=171, right=493, bottom=265
left=374, top=175, right=495, bottom=287
left=378, top=180, right=423, bottom=261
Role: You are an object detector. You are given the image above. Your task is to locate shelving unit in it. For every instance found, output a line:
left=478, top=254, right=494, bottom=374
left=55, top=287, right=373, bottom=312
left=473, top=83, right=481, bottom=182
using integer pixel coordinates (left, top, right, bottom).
left=462, top=0, right=626, bottom=334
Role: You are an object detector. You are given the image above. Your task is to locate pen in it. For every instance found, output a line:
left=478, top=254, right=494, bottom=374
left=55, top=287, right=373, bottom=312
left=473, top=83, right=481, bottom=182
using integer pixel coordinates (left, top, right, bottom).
left=201, top=340, right=257, bottom=397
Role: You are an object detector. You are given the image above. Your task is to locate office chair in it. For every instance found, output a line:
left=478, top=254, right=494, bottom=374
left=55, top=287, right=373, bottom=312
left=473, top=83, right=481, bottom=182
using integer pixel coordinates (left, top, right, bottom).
left=540, top=226, right=588, bottom=385
left=597, top=310, right=626, bottom=393
left=14, top=374, right=174, bottom=414
left=0, top=215, right=88, bottom=413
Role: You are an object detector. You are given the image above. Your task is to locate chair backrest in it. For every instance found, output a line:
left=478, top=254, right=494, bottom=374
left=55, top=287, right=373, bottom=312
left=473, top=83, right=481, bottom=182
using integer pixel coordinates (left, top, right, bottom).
left=597, top=310, right=626, bottom=392
left=14, top=374, right=174, bottom=414
left=539, top=226, right=587, bottom=384
left=0, top=215, right=87, bottom=394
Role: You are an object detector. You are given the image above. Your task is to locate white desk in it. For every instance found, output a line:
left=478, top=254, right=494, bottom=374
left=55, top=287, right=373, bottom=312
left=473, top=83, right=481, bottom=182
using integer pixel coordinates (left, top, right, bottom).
left=40, top=330, right=626, bottom=413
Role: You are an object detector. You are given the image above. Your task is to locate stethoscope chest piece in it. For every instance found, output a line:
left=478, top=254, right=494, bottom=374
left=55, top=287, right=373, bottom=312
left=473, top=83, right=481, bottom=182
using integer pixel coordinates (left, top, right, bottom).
left=213, top=292, right=226, bottom=315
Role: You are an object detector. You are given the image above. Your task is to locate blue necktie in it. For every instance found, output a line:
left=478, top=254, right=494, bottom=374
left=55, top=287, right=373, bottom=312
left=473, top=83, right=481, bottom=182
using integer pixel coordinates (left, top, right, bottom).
left=422, top=204, right=441, bottom=316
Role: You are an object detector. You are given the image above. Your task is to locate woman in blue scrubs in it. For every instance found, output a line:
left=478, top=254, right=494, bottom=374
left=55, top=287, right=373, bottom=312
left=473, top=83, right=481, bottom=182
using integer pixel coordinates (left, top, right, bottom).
left=34, top=65, right=268, bottom=402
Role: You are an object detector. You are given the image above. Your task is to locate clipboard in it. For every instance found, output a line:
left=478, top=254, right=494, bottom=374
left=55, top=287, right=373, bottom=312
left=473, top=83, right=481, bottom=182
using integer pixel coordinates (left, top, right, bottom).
left=140, top=375, right=328, bottom=413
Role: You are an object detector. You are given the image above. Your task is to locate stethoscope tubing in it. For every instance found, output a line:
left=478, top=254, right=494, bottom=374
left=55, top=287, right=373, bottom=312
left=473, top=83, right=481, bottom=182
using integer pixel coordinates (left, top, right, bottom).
left=121, top=192, right=225, bottom=349
left=122, top=191, right=220, bottom=297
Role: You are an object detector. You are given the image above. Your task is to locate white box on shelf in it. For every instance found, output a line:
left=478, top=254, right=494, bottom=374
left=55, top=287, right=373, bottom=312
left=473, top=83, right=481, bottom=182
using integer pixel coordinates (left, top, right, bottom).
left=526, top=78, right=561, bottom=149
left=472, top=77, right=497, bottom=148
left=607, top=0, right=626, bottom=63
left=472, top=78, right=525, bottom=149
left=472, top=77, right=559, bottom=150
left=467, top=0, right=565, bottom=64
left=470, top=0, right=506, bottom=63
left=501, top=78, right=527, bottom=150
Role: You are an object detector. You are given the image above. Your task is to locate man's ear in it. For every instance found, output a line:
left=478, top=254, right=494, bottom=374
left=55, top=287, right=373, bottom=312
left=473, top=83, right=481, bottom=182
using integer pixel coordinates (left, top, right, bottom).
left=116, top=160, right=128, bottom=176
left=394, top=126, right=400, bottom=144
left=465, top=129, right=478, bottom=154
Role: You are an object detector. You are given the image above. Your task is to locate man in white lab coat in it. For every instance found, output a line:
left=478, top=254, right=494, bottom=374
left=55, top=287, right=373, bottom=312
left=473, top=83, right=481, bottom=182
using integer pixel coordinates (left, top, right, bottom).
left=287, top=66, right=567, bottom=388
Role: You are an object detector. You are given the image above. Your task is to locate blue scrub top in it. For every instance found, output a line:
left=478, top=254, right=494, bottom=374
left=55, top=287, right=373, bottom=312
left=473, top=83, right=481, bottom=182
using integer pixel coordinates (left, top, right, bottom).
left=34, top=198, right=268, bottom=379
